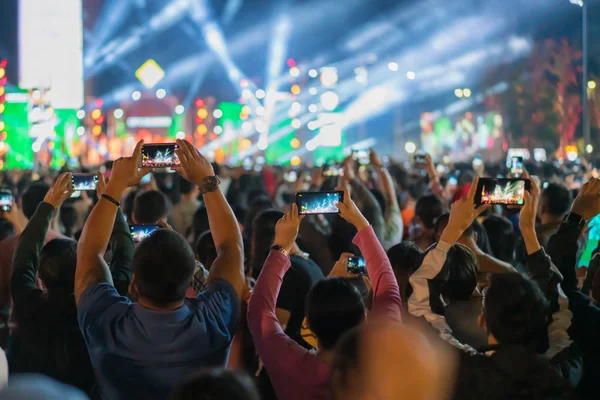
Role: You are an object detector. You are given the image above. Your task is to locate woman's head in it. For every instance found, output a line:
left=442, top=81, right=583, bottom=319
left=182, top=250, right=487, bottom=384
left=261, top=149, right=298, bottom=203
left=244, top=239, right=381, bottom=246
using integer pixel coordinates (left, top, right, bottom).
left=305, top=278, right=366, bottom=351
left=387, top=242, right=423, bottom=304
left=39, top=238, right=78, bottom=291
left=250, top=209, right=283, bottom=277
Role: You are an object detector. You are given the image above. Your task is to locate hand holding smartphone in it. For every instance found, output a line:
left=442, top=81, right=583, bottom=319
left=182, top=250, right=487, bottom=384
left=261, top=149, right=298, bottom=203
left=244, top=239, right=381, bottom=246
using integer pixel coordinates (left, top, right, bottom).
left=71, top=174, right=99, bottom=191
left=296, top=190, right=344, bottom=215
left=0, top=189, right=12, bottom=212
left=141, top=143, right=180, bottom=168
left=347, top=256, right=367, bottom=275
left=129, top=224, right=160, bottom=243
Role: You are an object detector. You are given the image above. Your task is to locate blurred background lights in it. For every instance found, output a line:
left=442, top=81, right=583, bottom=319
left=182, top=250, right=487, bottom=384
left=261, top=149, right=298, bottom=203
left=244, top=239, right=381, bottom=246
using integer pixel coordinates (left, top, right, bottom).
left=463, top=88, right=472, bottom=97
left=588, top=81, right=597, bottom=90
left=308, top=104, right=318, bottom=113
left=76, top=110, right=86, bottom=119
left=291, top=84, right=301, bottom=95
left=113, top=108, right=124, bottom=118
left=242, top=89, right=253, bottom=99
left=405, top=141, right=417, bottom=154
left=242, top=121, right=252, bottom=132
left=320, top=67, right=338, bottom=87
left=289, top=66, right=300, bottom=77
left=308, top=69, right=318, bottom=78
left=76, top=127, right=85, bottom=136
left=290, top=138, right=301, bottom=149
left=291, top=118, right=302, bottom=129
left=320, top=91, right=339, bottom=111
left=454, top=88, right=464, bottom=98
left=387, top=62, right=398, bottom=72
left=155, top=88, right=166, bottom=99
left=175, top=105, right=185, bottom=115
left=406, top=71, right=416, bottom=80
left=214, top=126, right=223, bottom=135
left=213, top=109, right=223, bottom=118
left=290, top=156, right=301, bottom=166
left=309, top=87, right=318, bottom=95
left=255, top=89, right=266, bottom=99
left=257, top=137, right=269, bottom=150
left=255, top=106, right=266, bottom=116
left=131, top=91, right=141, bottom=101
left=175, top=131, right=186, bottom=139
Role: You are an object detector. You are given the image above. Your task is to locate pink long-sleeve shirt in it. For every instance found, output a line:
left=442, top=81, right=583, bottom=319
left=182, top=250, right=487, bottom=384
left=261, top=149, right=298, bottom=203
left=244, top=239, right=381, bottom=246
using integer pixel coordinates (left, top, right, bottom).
left=248, top=225, right=402, bottom=400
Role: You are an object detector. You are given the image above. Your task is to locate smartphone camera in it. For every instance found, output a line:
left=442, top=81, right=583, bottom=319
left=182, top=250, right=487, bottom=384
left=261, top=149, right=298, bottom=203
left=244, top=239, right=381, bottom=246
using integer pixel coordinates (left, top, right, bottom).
left=0, top=189, right=12, bottom=212
left=296, top=191, right=344, bottom=215
left=129, top=224, right=160, bottom=243
left=347, top=256, right=367, bottom=275
left=474, top=178, right=530, bottom=206
left=141, top=143, right=180, bottom=168
left=71, top=174, right=99, bottom=192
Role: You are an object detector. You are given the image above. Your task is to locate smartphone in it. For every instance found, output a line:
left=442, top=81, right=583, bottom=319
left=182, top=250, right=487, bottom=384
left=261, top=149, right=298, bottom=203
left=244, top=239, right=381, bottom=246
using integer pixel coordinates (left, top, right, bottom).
left=323, top=164, right=343, bottom=177
left=0, top=189, right=12, bottom=212
left=347, top=256, right=367, bottom=275
left=71, top=173, right=98, bottom=191
left=474, top=178, right=530, bottom=206
left=472, top=154, right=483, bottom=168
left=506, top=148, right=530, bottom=167
left=141, top=143, right=180, bottom=168
left=510, top=156, right=524, bottom=176
left=448, top=176, right=458, bottom=187
left=533, top=148, right=547, bottom=163
left=129, top=224, right=160, bottom=243
left=413, top=153, right=426, bottom=166
left=296, top=190, right=344, bottom=215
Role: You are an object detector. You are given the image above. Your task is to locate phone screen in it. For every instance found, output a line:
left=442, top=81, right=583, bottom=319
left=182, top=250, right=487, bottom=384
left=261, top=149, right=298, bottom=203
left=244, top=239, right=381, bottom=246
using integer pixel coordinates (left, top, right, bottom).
left=71, top=174, right=99, bottom=191
left=413, top=153, right=426, bottom=166
left=347, top=256, right=367, bottom=275
left=510, top=156, right=524, bottom=176
left=141, top=143, right=180, bottom=168
left=140, top=173, right=152, bottom=184
left=0, top=190, right=12, bottom=211
left=129, top=224, right=160, bottom=243
left=284, top=171, right=298, bottom=183
left=475, top=178, right=529, bottom=206
left=579, top=215, right=600, bottom=268
left=296, top=191, right=344, bottom=215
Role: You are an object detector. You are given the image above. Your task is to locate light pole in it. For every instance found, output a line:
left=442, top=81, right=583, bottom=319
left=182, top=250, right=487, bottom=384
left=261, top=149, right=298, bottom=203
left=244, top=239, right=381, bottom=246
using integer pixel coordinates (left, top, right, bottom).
left=570, top=0, right=590, bottom=150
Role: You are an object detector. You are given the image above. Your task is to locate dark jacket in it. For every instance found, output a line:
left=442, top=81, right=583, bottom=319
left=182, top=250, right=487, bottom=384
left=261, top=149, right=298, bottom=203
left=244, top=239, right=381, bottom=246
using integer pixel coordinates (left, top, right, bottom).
left=8, top=202, right=133, bottom=394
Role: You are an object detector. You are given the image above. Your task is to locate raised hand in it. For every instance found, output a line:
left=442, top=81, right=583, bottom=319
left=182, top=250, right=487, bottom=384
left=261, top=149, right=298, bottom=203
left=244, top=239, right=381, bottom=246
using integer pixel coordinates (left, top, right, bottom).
left=107, top=140, right=151, bottom=196
left=335, top=186, right=369, bottom=231
left=96, top=171, right=107, bottom=197
left=173, top=139, right=215, bottom=187
left=370, top=149, right=383, bottom=169
left=328, top=252, right=359, bottom=278
left=441, top=176, right=490, bottom=244
left=273, top=203, right=303, bottom=253
left=44, top=172, right=74, bottom=209
left=571, top=178, right=600, bottom=221
left=519, top=174, right=540, bottom=233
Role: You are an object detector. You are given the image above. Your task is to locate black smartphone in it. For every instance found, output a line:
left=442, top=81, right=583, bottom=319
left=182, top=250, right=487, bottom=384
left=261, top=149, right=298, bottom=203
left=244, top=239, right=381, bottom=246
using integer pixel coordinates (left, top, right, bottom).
left=413, top=153, right=426, bottom=166
left=347, top=256, right=367, bottom=275
left=0, top=189, right=12, bottom=212
left=323, top=164, right=343, bottom=177
left=129, top=224, right=160, bottom=243
left=296, top=190, right=344, bottom=215
left=474, top=178, right=530, bottom=206
left=510, top=156, right=524, bottom=176
left=141, top=143, right=180, bottom=168
left=71, top=173, right=99, bottom=191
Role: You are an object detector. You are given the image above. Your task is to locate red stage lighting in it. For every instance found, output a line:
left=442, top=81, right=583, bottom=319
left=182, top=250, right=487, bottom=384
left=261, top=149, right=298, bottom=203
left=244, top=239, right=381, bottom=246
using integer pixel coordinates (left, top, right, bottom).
left=0, top=60, right=6, bottom=68
left=95, top=116, right=105, bottom=125
left=195, top=115, right=203, bottom=124
left=195, top=98, right=204, bottom=108
left=95, top=99, right=103, bottom=108
left=287, top=58, right=296, bottom=67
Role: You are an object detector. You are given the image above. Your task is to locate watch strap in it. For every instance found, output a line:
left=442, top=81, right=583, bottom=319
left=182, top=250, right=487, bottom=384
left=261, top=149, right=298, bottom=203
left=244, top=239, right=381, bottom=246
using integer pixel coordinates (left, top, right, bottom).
left=563, top=212, right=585, bottom=230
left=199, top=175, right=221, bottom=195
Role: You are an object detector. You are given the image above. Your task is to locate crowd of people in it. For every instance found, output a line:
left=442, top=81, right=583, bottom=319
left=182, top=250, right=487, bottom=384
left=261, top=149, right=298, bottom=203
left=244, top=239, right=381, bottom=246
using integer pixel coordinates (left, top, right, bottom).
left=0, top=139, right=599, bottom=399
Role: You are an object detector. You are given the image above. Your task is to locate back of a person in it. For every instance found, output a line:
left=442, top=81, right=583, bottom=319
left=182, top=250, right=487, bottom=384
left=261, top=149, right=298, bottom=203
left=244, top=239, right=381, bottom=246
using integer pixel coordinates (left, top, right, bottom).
left=10, top=297, right=95, bottom=394
left=85, top=292, right=238, bottom=400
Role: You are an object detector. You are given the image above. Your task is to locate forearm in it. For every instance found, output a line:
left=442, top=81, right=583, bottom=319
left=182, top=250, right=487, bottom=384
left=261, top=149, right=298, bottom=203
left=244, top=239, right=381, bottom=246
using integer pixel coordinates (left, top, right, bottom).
left=353, top=226, right=402, bottom=321
left=204, top=189, right=243, bottom=252
left=522, top=227, right=542, bottom=255
left=376, top=167, right=398, bottom=208
left=11, top=202, right=55, bottom=298
left=349, top=178, right=385, bottom=238
left=109, top=208, right=133, bottom=295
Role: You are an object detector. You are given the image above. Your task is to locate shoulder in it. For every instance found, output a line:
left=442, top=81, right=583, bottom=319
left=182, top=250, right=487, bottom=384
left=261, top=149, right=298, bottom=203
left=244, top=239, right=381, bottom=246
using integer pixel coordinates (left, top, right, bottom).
left=78, top=283, right=131, bottom=320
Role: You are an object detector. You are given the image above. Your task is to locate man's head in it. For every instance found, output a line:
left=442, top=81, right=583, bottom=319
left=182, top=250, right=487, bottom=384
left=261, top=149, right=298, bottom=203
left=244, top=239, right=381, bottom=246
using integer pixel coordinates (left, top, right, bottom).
left=39, top=238, right=78, bottom=290
left=538, top=183, right=572, bottom=221
left=169, top=369, right=260, bottom=400
left=133, top=190, right=171, bottom=224
left=479, top=273, right=549, bottom=353
left=21, top=182, right=50, bottom=219
left=305, top=278, right=366, bottom=351
left=195, top=231, right=217, bottom=270
left=434, top=213, right=475, bottom=243
left=131, top=229, right=196, bottom=308
left=179, top=177, right=200, bottom=198
left=440, top=243, right=478, bottom=302
left=411, top=194, right=445, bottom=243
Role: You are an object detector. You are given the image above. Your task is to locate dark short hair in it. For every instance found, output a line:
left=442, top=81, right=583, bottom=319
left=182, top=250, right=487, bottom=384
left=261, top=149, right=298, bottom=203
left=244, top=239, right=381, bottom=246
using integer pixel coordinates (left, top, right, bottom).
left=132, top=229, right=195, bottom=307
left=195, top=231, right=217, bottom=270
left=441, top=243, right=478, bottom=301
left=169, top=369, right=260, bottom=400
left=22, top=182, right=50, bottom=219
left=484, top=273, right=549, bottom=353
left=482, top=215, right=516, bottom=263
left=250, top=209, right=282, bottom=276
left=232, top=206, right=247, bottom=226
left=387, top=241, right=423, bottom=302
left=39, top=238, right=78, bottom=290
left=192, top=206, right=210, bottom=238
left=541, top=183, right=572, bottom=217
left=415, top=194, right=445, bottom=229
left=244, top=197, right=274, bottom=241
left=306, top=278, right=365, bottom=350
left=134, top=190, right=171, bottom=224
left=123, top=190, right=137, bottom=223
left=179, top=177, right=195, bottom=195
left=332, top=326, right=362, bottom=399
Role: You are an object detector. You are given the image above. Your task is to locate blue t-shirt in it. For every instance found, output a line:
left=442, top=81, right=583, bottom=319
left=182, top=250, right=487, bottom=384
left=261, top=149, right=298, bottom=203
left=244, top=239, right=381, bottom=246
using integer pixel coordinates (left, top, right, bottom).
left=77, top=280, right=240, bottom=400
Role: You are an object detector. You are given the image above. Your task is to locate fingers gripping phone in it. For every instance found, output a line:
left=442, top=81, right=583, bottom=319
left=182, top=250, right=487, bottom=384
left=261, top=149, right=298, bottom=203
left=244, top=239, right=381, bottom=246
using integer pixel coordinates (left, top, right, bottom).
left=347, top=256, right=367, bottom=275
left=0, top=189, right=12, bottom=212
left=296, top=191, right=344, bottom=215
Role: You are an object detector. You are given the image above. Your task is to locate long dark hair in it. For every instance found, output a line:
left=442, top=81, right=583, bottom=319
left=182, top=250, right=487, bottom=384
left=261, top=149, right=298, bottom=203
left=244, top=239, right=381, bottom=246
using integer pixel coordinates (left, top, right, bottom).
left=250, top=209, right=283, bottom=278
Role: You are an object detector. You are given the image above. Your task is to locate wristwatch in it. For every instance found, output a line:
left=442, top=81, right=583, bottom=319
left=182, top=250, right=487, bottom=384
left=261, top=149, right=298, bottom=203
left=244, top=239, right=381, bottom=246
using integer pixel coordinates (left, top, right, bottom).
left=199, top=175, right=221, bottom=195
left=563, top=212, right=586, bottom=230
left=271, top=244, right=289, bottom=257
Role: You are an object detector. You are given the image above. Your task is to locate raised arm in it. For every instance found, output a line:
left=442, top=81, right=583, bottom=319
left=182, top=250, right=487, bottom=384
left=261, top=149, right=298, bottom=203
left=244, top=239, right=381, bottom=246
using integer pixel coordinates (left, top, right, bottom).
left=174, top=139, right=244, bottom=300
left=247, top=204, right=312, bottom=386
left=335, top=185, right=402, bottom=321
left=75, top=142, right=150, bottom=304
left=371, top=149, right=403, bottom=247
left=11, top=173, right=73, bottom=304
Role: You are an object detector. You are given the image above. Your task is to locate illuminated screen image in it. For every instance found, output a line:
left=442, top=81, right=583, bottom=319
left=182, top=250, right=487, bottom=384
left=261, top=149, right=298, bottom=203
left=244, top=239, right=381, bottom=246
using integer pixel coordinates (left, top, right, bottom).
left=296, top=191, right=344, bottom=215
left=72, top=174, right=98, bottom=191
left=579, top=215, right=600, bottom=268
left=141, top=143, right=180, bottom=168
left=420, top=112, right=504, bottom=161
left=475, top=178, right=527, bottom=206
left=347, top=256, right=366, bottom=275
left=129, top=225, right=160, bottom=243
left=0, top=190, right=12, bottom=211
